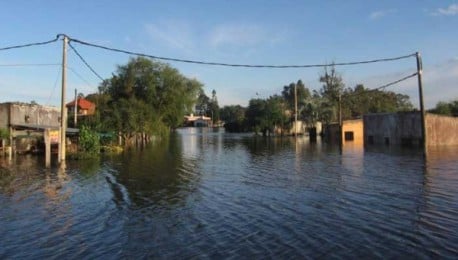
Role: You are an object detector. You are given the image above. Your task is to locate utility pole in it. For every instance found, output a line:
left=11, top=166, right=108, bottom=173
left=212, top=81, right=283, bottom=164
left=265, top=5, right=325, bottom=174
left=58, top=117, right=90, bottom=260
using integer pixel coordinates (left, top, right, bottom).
left=74, top=88, right=78, bottom=127
left=338, top=91, right=343, bottom=149
left=416, top=52, right=427, bottom=154
left=59, top=35, right=68, bottom=163
left=294, top=83, right=298, bottom=137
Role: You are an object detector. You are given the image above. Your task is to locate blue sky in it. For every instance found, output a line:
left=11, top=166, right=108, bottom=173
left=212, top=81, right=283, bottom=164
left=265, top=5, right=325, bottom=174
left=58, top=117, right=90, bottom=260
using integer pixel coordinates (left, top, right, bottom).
left=0, top=1, right=457, bottom=108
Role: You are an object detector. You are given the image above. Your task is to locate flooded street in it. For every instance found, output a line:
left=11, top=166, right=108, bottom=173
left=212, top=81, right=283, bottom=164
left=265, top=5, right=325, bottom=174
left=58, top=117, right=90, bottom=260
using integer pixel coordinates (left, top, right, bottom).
left=1, top=128, right=457, bottom=258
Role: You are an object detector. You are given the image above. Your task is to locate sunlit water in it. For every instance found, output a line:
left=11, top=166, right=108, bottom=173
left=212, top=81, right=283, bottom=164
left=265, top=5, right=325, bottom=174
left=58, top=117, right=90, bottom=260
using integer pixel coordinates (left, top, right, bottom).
left=0, top=128, right=457, bottom=258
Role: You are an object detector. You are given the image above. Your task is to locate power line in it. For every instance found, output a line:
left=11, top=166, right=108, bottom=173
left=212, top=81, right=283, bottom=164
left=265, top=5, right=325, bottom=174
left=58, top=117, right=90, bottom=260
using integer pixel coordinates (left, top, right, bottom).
left=46, top=67, right=62, bottom=106
left=1, top=33, right=417, bottom=69
left=68, top=36, right=417, bottom=68
left=67, top=66, right=99, bottom=92
left=0, top=35, right=61, bottom=51
left=346, top=72, right=418, bottom=97
left=68, top=42, right=104, bottom=81
left=0, top=63, right=60, bottom=67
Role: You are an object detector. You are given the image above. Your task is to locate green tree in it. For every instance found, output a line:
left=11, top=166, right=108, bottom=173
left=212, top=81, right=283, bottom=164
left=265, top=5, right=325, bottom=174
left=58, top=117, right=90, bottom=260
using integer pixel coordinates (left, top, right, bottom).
left=246, top=95, right=289, bottom=136
left=429, top=100, right=458, bottom=116
left=195, top=89, right=210, bottom=116
left=209, top=89, right=220, bottom=124
left=95, top=57, right=202, bottom=145
left=220, top=105, right=247, bottom=132
left=319, top=65, right=345, bottom=122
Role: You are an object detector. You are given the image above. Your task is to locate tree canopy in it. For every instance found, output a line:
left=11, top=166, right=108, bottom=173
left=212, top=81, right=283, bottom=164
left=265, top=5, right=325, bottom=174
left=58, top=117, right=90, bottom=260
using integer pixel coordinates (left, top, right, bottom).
left=428, top=100, right=458, bottom=116
left=87, top=57, right=203, bottom=144
left=221, top=65, right=414, bottom=135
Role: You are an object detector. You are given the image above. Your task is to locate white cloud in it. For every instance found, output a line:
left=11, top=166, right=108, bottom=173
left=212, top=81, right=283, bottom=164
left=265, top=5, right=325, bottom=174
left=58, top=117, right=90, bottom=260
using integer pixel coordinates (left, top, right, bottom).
left=208, top=23, right=284, bottom=48
left=431, top=4, right=458, bottom=16
left=144, top=20, right=195, bottom=52
left=369, top=9, right=397, bottom=20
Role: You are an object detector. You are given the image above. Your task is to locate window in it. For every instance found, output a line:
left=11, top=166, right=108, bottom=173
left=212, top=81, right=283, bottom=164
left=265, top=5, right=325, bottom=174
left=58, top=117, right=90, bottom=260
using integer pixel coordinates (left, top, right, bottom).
left=368, top=135, right=374, bottom=144
left=385, top=137, right=390, bottom=145
left=344, top=131, right=354, bottom=141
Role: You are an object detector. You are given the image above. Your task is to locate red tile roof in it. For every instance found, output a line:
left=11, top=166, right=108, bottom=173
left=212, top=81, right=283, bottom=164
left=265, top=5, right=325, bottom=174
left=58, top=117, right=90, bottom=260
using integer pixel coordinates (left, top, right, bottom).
left=66, top=97, right=95, bottom=110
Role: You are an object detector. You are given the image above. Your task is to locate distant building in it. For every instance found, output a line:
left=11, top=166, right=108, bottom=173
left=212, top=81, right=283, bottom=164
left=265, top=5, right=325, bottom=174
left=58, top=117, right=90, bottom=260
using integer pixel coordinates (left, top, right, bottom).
left=184, top=114, right=212, bottom=127
left=66, top=97, right=96, bottom=116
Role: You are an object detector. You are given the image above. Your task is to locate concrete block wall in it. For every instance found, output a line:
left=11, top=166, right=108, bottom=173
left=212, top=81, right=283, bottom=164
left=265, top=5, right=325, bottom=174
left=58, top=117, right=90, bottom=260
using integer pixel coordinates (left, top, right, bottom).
left=363, top=112, right=422, bottom=146
left=426, top=114, right=458, bottom=146
left=3, top=103, right=60, bottom=127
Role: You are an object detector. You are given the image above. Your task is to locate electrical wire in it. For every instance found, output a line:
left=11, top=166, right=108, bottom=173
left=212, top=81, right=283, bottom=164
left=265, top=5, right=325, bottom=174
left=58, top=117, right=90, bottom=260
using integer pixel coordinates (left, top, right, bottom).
left=46, top=66, right=62, bottom=106
left=0, top=63, right=60, bottom=67
left=67, top=66, right=99, bottom=92
left=68, top=36, right=417, bottom=68
left=0, top=35, right=61, bottom=51
left=345, top=72, right=418, bottom=97
left=68, top=42, right=104, bottom=81
left=1, top=33, right=418, bottom=69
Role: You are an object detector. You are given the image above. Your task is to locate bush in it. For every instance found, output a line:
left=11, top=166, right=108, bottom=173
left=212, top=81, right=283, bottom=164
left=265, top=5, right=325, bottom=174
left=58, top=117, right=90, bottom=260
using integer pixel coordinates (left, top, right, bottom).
left=0, top=128, right=9, bottom=139
left=79, top=125, right=100, bottom=156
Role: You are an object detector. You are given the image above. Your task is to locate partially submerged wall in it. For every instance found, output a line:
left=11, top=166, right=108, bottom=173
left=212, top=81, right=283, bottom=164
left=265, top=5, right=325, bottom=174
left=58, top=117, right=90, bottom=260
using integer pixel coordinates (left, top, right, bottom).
left=363, top=112, right=422, bottom=146
left=342, top=119, right=364, bottom=146
left=8, top=103, right=60, bottom=127
left=426, top=113, right=458, bottom=146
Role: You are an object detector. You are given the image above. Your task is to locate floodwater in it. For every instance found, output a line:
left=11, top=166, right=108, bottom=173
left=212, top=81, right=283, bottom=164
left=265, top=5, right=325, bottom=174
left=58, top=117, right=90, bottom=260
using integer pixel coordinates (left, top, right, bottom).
left=0, top=128, right=457, bottom=258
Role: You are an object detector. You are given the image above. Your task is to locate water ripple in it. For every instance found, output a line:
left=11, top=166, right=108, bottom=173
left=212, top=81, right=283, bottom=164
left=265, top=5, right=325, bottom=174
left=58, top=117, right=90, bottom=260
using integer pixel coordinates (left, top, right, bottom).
left=0, top=131, right=457, bottom=258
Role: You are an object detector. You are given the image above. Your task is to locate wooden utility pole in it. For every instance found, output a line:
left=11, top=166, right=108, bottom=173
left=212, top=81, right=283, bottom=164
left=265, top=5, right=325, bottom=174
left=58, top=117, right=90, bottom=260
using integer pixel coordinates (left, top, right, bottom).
left=338, top=91, right=343, bottom=149
left=74, top=88, right=78, bottom=127
left=294, top=83, right=298, bottom=137
left=44, top=128, right=51, bottom=168
left=59, top=35, right=68, bottom=163
left=416, top=52, right=427, bottom=153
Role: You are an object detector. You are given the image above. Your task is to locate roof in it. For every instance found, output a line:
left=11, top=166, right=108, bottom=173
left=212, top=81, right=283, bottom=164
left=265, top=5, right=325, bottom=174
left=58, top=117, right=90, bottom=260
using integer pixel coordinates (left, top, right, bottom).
left=66, top=97, right=95, bottom=110
left=184, top=115, right=212, bottom=121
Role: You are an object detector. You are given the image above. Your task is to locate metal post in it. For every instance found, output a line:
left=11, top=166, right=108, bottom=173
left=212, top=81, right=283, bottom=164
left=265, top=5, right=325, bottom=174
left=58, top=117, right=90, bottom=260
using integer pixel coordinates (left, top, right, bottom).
left=416, top=52, right=427, bottom=153
left=59, top=35, right=68, bottom=162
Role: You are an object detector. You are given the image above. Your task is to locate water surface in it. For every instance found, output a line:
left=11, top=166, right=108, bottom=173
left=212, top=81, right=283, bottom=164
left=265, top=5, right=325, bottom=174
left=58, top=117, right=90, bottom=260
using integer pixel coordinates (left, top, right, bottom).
left=1, top=128, right=457, bottom=258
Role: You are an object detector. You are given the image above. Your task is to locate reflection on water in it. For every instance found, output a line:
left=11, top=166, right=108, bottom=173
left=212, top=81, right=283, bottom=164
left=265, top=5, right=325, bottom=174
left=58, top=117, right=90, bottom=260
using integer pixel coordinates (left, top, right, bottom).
left=0, top=128, right=457, bottom=258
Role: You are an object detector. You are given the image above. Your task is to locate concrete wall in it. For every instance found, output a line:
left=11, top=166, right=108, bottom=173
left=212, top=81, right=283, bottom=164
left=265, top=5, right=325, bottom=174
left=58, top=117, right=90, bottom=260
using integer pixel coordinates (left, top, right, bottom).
left=426, top=113, right=458, bottom=146
left=324, top=119, right=363, bottom=145
left=342, top=119, right=364, bottom=146
left=363, top=112, right=423, bottom=146
left=3, top=103, right=61, bottom=127
left=0, top=103, right=9, bottom=129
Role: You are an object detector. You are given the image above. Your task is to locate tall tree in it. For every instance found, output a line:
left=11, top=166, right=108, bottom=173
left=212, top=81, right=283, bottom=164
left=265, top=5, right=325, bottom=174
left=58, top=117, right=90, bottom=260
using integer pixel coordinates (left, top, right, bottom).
left=209, top=89, right=220, bottom=123
left=95, top=57, right=202, bottom=144
left=319, top=65, right=345, bottom=122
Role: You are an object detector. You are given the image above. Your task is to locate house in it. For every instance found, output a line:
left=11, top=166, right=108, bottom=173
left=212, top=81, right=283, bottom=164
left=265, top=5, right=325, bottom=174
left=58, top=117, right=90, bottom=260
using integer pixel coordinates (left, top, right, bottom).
left=184, top=114, right=212, bottom=127
left=66, top=97, right=96, bottom=116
